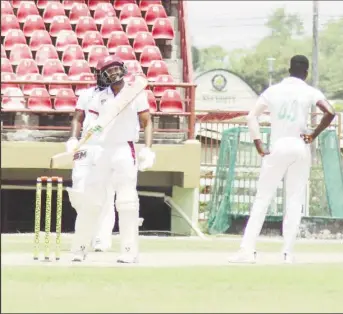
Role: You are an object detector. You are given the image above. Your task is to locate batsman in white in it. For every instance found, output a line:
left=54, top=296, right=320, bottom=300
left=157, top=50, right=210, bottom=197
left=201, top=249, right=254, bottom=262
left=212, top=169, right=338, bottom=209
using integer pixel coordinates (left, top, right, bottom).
left=66, top=56, right=118, bottom=253
left=70, top=56, right=155, bottom=263
left=229, top=55, right=336, bottom=264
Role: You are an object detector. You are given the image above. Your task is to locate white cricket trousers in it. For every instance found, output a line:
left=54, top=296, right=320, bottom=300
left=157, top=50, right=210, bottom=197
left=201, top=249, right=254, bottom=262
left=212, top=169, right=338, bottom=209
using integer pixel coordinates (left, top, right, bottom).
left=72, top=141, right=140, bottom=257
left=69, top=144, right=115, bottom=251
left=241, top=137, right=311, bottom=254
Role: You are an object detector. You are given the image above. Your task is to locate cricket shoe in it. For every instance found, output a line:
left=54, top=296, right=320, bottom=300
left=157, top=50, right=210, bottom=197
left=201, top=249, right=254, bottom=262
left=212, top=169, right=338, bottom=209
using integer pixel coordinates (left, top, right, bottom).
left=228, top=249, right=257, bottom=264
left=93, top=238, right=104, bottom=252
left=72, top=246, right=87, bottom=262
left=283, top=252, right=294, bottom=264
left=117, top=254, right=138, bottom=264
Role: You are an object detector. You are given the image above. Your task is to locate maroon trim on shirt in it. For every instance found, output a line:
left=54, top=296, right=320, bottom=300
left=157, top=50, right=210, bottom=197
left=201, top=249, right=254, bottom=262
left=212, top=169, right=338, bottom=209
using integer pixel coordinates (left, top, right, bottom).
left=128, top=141, right=136, bottom=165
left=138, top=109, right=149, bottom=114
left=89, top=109, right=99, bottom=115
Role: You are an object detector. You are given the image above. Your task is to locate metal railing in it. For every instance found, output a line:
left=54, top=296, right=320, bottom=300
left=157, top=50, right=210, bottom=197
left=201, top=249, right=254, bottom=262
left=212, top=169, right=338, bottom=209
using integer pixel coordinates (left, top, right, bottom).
left=1, top=80, right=197, bottom=140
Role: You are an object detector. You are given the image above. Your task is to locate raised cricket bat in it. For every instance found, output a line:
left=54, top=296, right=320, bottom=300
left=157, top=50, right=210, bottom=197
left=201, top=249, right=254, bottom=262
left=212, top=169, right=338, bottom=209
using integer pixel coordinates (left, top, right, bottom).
left=50, top=75, right=148, bottom=169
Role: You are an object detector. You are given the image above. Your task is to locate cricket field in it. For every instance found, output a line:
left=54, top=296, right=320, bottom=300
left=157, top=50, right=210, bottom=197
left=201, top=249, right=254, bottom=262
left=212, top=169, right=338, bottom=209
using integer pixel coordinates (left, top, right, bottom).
left=2, top=234, right=343, bottom=313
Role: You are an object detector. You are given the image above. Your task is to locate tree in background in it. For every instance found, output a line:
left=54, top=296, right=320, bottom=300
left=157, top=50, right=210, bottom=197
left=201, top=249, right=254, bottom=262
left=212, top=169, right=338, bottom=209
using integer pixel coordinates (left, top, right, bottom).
left=192, top=8, right=343, bottom=98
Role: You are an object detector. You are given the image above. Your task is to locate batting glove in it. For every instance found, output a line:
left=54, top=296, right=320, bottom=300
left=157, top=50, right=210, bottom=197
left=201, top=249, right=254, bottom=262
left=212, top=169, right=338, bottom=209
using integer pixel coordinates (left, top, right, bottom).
left=138, top=147, right=155, bottom=172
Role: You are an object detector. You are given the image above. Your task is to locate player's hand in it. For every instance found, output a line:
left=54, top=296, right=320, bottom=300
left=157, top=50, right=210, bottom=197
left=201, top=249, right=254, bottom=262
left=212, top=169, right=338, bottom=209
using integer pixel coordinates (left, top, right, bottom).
left=65, top=137, right=79, bottom=153
left=138, top=147, right=155, bottom=171
left=301, top=133, right=314, bottom=144
left=254, top=139, right=270, bottom=157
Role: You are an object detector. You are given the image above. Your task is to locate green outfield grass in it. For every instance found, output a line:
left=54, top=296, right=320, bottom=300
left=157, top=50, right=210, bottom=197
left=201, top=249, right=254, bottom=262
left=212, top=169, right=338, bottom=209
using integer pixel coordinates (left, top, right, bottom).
left=2, top=234, right=343, bottom=313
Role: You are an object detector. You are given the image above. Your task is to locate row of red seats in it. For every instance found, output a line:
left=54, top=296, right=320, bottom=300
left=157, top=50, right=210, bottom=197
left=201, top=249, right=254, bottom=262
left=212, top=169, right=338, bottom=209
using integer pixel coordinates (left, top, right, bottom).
left=1, top=87, right=184, bottom=113
left=2, top=28, right=160, bottom=54
left=2, top=1, right=168, bottom=26
left=2, top=15, right=174, bottom=42
left=3, top=0, right=163, bottom=12
left=3, top=42, right=163, bottom=67
left=2, top=73, right=176, bottom=97
left=1, top=57, right=170, bottom=81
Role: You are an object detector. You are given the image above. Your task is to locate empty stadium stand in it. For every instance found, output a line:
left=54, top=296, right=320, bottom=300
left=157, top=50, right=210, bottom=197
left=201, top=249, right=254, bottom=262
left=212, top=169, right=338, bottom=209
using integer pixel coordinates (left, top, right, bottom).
left=1, top=0, right=194, bottom=142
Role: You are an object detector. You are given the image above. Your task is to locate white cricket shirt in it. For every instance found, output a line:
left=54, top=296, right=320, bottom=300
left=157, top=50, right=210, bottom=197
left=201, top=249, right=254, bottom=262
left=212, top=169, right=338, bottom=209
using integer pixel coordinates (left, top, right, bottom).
left=248, top=77, right=327, bottom=147
left=86, top=85, right=150, bottom=146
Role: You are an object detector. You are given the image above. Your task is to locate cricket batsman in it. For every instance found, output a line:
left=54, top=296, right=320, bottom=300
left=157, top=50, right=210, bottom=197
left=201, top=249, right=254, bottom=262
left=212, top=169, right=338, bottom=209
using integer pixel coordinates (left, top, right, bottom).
left=69, top=56, right=155, bottom=263
left=66, top=56, right=118, bottom=253
left=229, top=55, right=336, bottom=264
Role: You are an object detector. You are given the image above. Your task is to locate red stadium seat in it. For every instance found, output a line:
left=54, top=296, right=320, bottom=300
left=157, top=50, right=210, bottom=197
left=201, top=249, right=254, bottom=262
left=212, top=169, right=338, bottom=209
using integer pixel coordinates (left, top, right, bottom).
left=35, top=44, right=59, bottom=66
left=9, top=44, right=33, bottom=66
left=139, top=0, right=162, bottom=11
left=152, top=18, right=174, bottom=40
left=126, top=17, right=149, bottom=39
left=88, top=0, right=111, bottom=11
left=68, top=60, right=91, bottom=80
left=29, top=30, right=52, bottom=51
left=146, top=60, right=169, bottom=81
left=75, top=72, right=96, bottom=95
left=81, top=31, right=104, bottom=53
left=69, top=3, right=91, bottom=24
left=113, top=0, right=136, bottom=11
left=124, top=60, right=143, bottom=75
left=17, top=1, right=39, bottom=23
left=1, top=45, right=7, bottom=58
left=132, top=31, right=156, bottom=53
left=43, top=2, right=65, bottom=23
left=21, top=73, right=44, bottom=96
left=1, top=87, right=26, bottom=110
left=54, top=88, right=77, bottom=110
left=1, top=58, right=13, bottom=73
left=36, top=0, right=50, bottom=9
left=1, top=73, right=18, bottom=95
left=27, top=88, right=53, bottom=111
left=48, top=73, right=71, bottom=96
left=145, top=89, right=157, bottom=112
left=159, top=89, right=183, bottom=112
left=87, top=45, right=110, bottom=67
left=23, top=15, right=46, bottom=37
left=153, top=74, right=175, bottom=97
left=9, top=0, right=21, bottom=9
left=55, top=30, right=78, bottom=52
left=100, top=16, right=123, bottom=39
left=49, top=15, right=73, bottom=38
left=62, top=0, right=86, bottom=11
left=145, top=4, right=167, bottom=26
left=42, top=59, right=65, bottom=79
left=119, top=3, right=141, bottom=25
left=62, top=44, right=85, bottom=66
left=93, top=3, right=116, bottom=24
left=115, top=45, right=136, bottom=61
left=139, top=45, right=162, bottom=67
left=107, top=31, right=129, bottom=53
left=3, top=29, right=26, bottom=51
left=16, top=59, right=39, bottom=77
left=1, top=15, right=20, bottom=37
left=75, top=16, right=97, bottom=38
left=1, top=1, right=14, bottom=15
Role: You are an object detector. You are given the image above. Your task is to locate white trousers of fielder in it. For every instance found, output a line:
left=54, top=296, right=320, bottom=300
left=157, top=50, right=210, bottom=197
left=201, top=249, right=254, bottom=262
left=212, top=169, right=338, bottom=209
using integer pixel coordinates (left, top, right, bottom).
left=68, top=144, right=115, bottom=252
left=240, top=137, right=311, bottom=255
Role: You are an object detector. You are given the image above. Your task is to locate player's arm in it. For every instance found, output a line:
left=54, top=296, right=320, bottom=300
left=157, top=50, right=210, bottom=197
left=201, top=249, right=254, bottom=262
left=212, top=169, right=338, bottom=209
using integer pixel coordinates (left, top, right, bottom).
left=66, top=92, right=87, bottom=152
left=302, top=92, right=336, bottom=143
left=138, top=110, right=153, bottom=148
left=137, top=92, right=155, bottom=171
left=246, top=94, right=269, bottom=157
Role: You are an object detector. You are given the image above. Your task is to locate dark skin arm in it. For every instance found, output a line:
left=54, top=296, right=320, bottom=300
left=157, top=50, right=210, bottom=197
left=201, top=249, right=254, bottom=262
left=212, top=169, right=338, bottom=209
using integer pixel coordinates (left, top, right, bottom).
left=301, top=100, right=336, bottom=143
left=253, top=139, right=270, bottom=157
left=138, top=110, right=153, bottom=147
left=70, top=110, right=85, bottom=139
